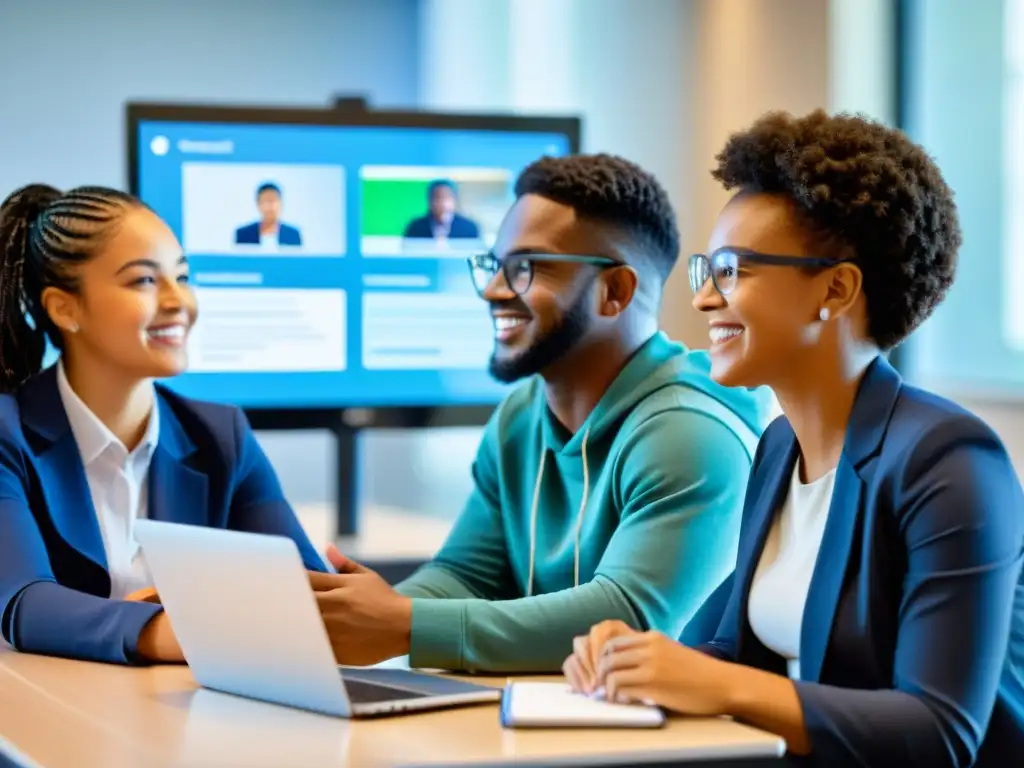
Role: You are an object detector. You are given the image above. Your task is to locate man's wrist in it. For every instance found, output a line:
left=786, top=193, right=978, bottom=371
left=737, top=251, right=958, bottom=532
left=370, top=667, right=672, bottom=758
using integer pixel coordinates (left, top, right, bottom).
left=388, top=596, right=413, bottom=657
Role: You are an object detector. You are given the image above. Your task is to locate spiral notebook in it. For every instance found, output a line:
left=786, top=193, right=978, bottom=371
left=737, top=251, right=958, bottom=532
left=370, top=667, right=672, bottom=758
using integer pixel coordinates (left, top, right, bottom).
left=499, top=682, right=665, bottom=729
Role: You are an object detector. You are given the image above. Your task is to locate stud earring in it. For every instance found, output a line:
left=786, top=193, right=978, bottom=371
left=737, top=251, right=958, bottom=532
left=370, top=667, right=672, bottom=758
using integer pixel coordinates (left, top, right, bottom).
left=818, top=307, right=830, bottom=322
left=68, top=324, right=79, bottom=333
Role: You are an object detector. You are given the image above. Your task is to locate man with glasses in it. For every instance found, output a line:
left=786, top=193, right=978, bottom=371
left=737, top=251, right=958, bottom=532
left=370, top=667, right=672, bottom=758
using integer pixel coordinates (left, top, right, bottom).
left=312, top=154, right=773, bottom=672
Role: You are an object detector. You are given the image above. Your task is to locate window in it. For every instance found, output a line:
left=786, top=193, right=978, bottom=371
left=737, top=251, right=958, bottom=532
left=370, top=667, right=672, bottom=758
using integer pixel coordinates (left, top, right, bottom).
left=901, top=0, right=1024, bottom=394
left=1007, top=0, right=1024, bottom=344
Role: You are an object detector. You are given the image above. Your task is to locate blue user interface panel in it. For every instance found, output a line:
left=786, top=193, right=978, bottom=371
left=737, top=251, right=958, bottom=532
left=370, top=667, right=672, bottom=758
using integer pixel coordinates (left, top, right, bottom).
left=134, top=118, right=573, bottom=409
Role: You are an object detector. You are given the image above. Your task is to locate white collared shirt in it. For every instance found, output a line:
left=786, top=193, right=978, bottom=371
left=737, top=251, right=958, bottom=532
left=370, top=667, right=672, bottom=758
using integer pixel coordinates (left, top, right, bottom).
left=259, top=228, right=279, bottom=248
left=56, top=361, right=159, bottom=600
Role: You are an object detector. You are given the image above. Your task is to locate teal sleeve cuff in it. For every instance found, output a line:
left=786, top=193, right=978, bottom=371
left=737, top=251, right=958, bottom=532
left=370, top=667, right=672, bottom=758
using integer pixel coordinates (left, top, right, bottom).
left=408, top=598, right=466, bottom=670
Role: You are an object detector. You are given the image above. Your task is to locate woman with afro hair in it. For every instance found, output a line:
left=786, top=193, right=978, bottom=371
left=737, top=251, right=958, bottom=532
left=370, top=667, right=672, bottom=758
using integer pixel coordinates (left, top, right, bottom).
left=563, top=109, right=1024, bottom=767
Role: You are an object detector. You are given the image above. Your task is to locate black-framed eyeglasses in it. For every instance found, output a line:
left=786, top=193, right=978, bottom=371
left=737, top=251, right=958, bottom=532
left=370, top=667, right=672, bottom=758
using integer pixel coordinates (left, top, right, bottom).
left=467, top=251, right=620, bottom=297
left=688, top=246, right=846, bottom=297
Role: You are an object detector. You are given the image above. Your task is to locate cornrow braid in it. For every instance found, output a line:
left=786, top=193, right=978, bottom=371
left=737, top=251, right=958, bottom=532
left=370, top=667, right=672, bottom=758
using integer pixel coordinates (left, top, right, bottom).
left=0, top=184, right=140, bottom=393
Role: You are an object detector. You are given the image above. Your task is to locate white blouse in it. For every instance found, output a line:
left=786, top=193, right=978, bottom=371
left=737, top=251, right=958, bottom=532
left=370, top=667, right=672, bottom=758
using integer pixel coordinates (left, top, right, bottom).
left=747, top=461, right=836, bottom=680
left=57, top=362, right=158, bottom=599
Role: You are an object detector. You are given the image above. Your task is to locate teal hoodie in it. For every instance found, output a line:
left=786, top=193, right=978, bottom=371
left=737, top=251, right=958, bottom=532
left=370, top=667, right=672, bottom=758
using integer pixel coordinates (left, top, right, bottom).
left=397, top=331, right=773, bottom=672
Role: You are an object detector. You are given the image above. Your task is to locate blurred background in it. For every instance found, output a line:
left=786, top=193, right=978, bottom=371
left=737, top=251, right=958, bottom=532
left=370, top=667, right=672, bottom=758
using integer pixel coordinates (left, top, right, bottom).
left=0, top=0, right=1018, bottom=573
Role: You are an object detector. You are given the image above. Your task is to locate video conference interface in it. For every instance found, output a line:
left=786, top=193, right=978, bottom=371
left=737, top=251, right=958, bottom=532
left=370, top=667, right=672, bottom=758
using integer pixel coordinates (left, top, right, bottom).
left=135, top=119, right=573, bottom=409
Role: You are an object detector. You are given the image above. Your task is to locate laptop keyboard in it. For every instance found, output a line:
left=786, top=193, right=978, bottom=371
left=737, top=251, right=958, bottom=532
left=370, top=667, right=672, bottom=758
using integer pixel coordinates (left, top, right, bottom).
left=343, top=678, right=429, bottom=704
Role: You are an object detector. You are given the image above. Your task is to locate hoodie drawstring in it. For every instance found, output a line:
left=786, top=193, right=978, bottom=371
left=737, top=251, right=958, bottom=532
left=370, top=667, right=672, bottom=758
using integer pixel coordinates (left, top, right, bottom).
left=526, top=427, right=591, bottom=597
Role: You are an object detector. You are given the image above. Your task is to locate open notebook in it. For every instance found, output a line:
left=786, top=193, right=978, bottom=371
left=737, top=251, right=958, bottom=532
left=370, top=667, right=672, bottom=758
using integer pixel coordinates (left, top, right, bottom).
left=500, top=682, right=665, bottom=729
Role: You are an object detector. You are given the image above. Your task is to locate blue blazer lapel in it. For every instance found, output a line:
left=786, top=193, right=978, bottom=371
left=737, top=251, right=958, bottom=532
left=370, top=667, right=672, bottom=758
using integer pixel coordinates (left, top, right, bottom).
left=799, top=457, right=864, bottom=682
left=148, top=393, right=209, bottom=528
left=735, top=432, right=800, bottom=652
left=799, top=355, right=902, bottom=682
left=19, top=367, right=108, bottom=571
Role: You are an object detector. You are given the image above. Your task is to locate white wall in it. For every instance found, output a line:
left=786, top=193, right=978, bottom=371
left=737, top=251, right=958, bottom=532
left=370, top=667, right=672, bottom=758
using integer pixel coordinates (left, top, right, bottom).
left=828, top=0, right=897, bottom=121
left=0, top=0, right=418, bottom=192
left=0, top=0, right=421, bottom=511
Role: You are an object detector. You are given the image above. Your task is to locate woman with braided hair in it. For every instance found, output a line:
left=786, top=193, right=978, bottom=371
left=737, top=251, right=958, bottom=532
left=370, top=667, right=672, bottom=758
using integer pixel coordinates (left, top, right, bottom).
left=0, top=184, right=328, bottom=665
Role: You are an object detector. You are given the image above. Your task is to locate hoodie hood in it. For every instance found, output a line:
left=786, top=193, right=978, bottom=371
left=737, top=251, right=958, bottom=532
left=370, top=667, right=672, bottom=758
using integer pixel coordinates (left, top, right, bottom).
left=541, top=331, right=773, bottom=455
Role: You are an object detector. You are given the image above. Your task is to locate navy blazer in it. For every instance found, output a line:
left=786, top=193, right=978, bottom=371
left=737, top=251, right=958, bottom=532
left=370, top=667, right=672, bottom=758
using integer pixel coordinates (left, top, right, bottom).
left=699, top=356, right=1024, bottom=767
left=402, top=213, right=480, bottom=240
left=234, top=221, right=302, bottom=246
left=0, top=367, right=327, bottom=665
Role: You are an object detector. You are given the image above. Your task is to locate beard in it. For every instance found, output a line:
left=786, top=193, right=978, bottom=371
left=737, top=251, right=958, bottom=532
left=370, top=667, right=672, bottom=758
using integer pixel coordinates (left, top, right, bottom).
left=487, top=283, right=593, bottom=384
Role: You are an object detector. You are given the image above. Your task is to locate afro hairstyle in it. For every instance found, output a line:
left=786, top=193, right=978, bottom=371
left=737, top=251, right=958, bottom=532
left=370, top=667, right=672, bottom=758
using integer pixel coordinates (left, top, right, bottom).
left=711, top=108, right=961, bottom=350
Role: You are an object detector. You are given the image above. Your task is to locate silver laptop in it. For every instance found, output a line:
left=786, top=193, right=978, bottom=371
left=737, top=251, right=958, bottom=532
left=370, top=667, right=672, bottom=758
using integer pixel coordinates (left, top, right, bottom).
left=133, top=520, right=500, bottom=717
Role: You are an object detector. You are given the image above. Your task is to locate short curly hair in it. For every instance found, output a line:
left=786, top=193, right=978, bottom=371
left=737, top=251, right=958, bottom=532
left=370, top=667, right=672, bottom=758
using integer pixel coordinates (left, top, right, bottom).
left=514, top=153, right=680, bottom=285
left=712, top=109, right=961, bottom=349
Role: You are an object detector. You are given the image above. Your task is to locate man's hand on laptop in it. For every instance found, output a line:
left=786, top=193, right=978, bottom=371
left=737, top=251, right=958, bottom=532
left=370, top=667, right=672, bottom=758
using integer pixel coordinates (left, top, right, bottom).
left=307, top=546, right=412, bottom=666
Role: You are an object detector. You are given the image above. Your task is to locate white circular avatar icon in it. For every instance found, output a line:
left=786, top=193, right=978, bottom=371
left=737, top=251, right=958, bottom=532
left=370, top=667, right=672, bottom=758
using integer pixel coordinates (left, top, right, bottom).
left=150, top=136, right=170, bottom=156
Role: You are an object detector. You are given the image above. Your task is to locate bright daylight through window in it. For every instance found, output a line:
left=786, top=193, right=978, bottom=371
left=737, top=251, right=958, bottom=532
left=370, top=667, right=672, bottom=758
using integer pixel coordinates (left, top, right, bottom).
left=1004, top=0, right=1024, bottom=347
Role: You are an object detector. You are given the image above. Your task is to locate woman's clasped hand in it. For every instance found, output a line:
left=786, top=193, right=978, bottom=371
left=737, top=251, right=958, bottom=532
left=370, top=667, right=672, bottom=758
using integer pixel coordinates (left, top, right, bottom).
left=562, top=619, right=739, bottom=716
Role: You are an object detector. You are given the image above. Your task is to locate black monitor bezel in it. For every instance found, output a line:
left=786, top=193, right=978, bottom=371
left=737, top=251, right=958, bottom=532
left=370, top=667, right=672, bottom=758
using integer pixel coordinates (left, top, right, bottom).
left=125, top=101, right=582, bottom=432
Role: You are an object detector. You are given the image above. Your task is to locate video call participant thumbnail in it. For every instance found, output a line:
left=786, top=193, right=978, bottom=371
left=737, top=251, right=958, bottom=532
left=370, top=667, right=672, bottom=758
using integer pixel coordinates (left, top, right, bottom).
left=235, top=182, right=302, bottom=247
left=402, top=179, right=481, bottom=241
left=309, top=154, right=773, bottom=673
left=0, top=184, right=327, bottom=666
